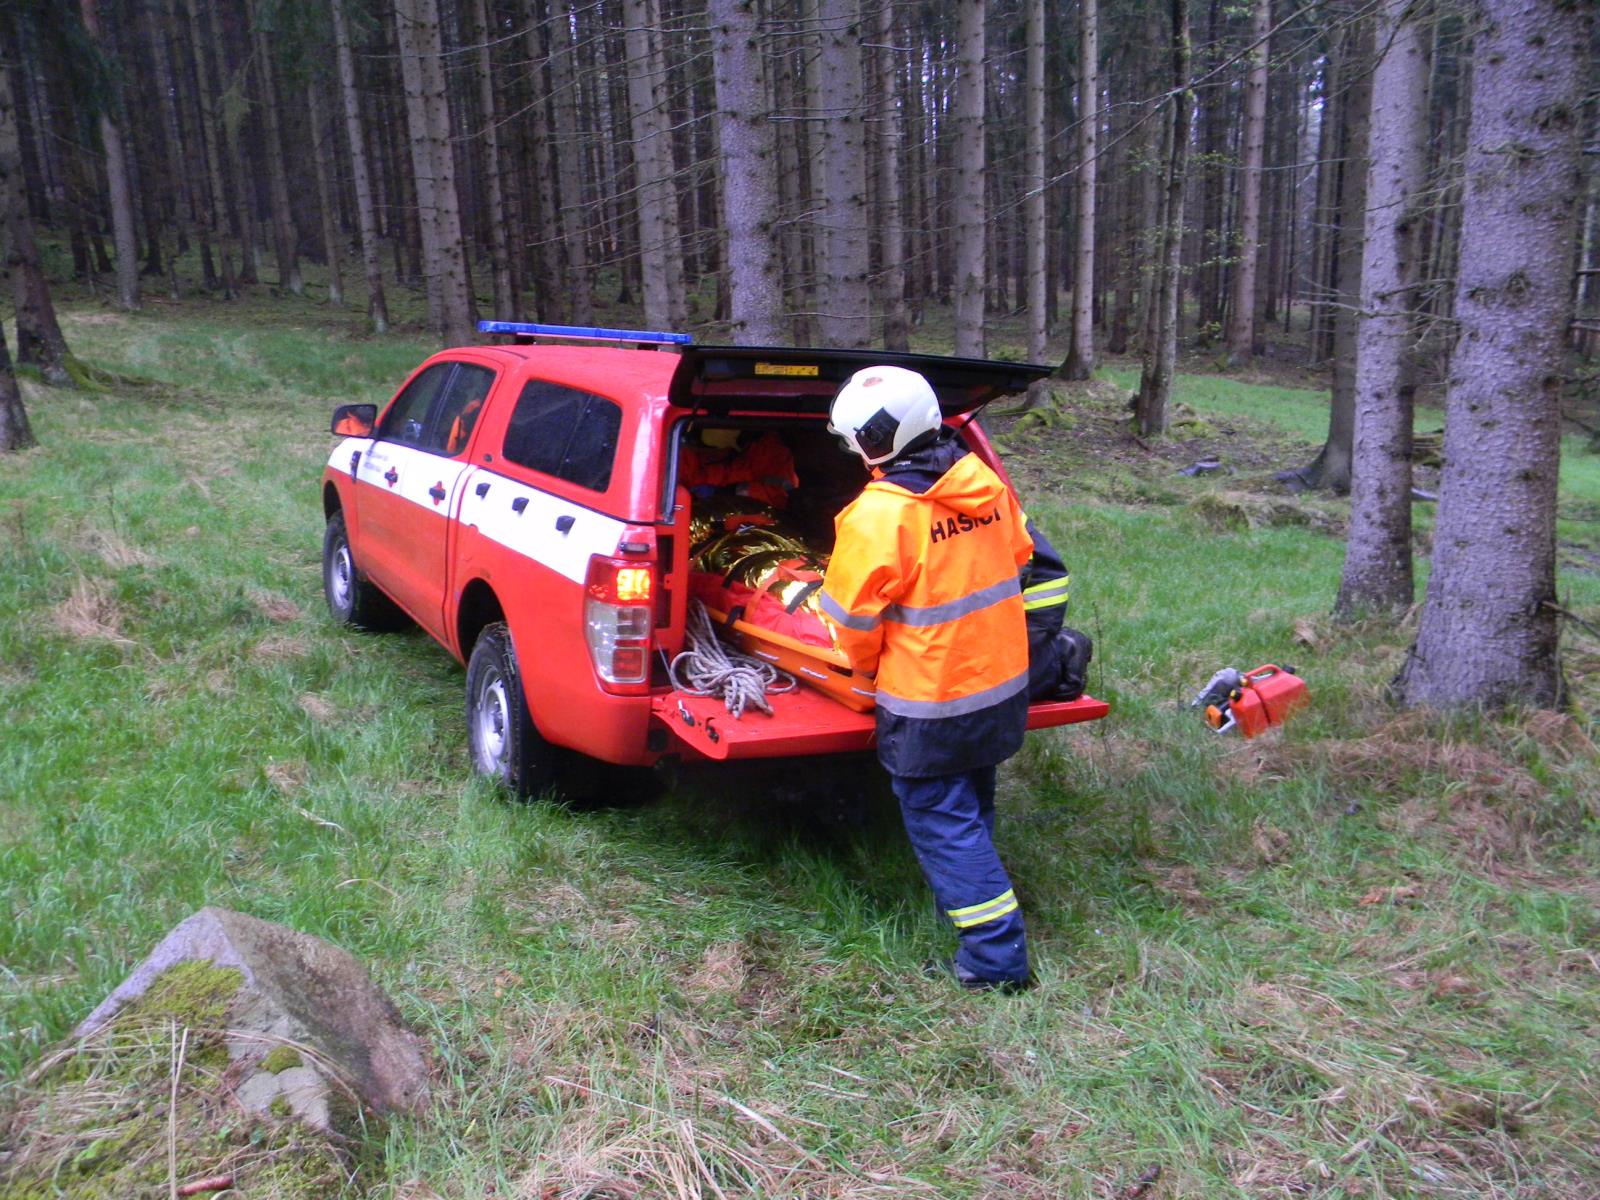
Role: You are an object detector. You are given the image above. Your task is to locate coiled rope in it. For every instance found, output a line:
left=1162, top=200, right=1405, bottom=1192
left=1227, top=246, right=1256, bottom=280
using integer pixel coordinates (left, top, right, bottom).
left=669, top=600, right=798, bottom=718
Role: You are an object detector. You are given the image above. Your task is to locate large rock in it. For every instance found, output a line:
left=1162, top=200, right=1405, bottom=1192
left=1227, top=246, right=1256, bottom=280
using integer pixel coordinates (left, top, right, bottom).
left=79, top=906, right=430, bottom=1125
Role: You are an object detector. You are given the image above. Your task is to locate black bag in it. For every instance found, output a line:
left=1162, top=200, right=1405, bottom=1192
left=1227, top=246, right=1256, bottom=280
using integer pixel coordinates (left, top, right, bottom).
left=1027, top=623, right=1093, bottom=702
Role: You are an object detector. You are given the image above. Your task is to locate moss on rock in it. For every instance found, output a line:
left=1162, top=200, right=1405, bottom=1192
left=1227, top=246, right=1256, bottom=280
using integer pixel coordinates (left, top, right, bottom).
left=260, top=1045, right=304, bottom=1074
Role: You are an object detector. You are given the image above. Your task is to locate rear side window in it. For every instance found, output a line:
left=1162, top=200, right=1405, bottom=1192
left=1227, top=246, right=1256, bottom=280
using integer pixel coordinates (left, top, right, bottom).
left=377, top=362, right=451, bottom=447
left=502, top=380, right=623, bottom=493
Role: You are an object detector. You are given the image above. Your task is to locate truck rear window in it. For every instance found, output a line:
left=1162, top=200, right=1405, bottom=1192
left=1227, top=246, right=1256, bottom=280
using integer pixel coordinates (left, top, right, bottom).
left=502, top=380, right=622, bottom=493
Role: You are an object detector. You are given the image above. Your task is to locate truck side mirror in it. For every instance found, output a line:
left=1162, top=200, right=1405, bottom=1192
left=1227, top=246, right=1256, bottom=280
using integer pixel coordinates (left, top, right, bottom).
left=331, top=404, right=376, bottom=437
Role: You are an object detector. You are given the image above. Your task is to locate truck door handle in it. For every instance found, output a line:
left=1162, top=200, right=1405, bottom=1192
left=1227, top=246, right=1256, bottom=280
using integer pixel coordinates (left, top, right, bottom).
left=384, top=467, right=398, bottom=486
left=428, top=483, right=447, bottom=504
left=555, top=514, right=575, bottom=534
left=511, top=497, right=529, bottom=514
left=475, top=481, right=491, bottom=498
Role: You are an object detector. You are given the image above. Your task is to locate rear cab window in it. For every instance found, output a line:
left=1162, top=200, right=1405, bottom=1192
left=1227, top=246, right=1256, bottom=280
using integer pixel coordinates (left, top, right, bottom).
left=501, top=379, right=624, bottom=494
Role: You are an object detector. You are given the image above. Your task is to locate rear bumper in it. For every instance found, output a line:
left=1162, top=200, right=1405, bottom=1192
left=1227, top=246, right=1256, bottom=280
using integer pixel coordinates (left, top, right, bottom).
left=651, top=688, right=1108, bottom=762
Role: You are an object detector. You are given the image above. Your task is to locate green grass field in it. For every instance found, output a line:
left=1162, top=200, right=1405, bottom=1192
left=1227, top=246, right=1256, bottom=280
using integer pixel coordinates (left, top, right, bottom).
left=3, top=296, right=1599, bottom=1198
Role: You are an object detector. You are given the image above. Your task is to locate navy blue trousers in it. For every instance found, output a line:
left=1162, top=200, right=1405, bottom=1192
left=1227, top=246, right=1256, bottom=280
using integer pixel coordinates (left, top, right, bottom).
left=892, top=766, right=1029, bottom=983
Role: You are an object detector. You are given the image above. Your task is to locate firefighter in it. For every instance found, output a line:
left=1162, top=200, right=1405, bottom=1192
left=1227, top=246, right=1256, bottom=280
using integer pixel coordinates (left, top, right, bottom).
left=821, top=365, right=1035, bottom=992
left=1020, top=520, right=1093, bottom=702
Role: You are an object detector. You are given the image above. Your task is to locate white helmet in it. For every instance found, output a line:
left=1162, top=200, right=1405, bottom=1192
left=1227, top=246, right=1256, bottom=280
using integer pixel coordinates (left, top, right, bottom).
left=828, top=365, right=943, bottom=467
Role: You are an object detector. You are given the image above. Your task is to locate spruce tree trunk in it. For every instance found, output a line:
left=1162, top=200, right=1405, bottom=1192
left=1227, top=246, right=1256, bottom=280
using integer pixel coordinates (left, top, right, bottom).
left=1224, top=0, right=1268, bottom=364
left=1328, top=19, right=1372, bottom=473
left=471, top=0, right=514, bottom=321
left=331, top=0, right=388, bottom=331
left=251, top=16, right=303, bottom=295
left=627, top=0, right=688, bottom=332
left=874, top=0, right=908, bottom=351
left=1061, top=0, right=1097, bottom=380
left=816, top=0, right=871, bottom=348
left=306, top=81, right=345, bottom=307
left=544, top=0, right=594, bottom=324
left=1023, top=0, right=1046, bottom=366
left=79, top=0, right=140, bottom=311
left=0, top=60, right=71, bottom=385
left=0, top=321, right=32, bottom=453
left=952, top=0, right=986, bottom=358
left=413, top=0, right=474, bottom=343
left=394, top=0, right=444, bottom=333
left=1335, top=0, right=1427, bottom=618
left=1396, top=0, right=1588, bottom=710
left=183, top=0, right=236, bottom=299
left=1135, top=0, right=1191, bottom=437
left=709, top=0, right=785, bottom=345
left=143, top=0, right=190, bottom=299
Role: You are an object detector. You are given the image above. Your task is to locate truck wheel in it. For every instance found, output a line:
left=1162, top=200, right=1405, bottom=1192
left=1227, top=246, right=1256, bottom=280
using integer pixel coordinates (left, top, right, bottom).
left=466, top=622, right=562, bottom=799
left=323, top=511, right=405, bottom=631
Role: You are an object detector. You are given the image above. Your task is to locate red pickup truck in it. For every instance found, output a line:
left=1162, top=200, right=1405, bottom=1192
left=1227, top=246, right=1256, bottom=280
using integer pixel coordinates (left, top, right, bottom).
left=321, top=331, right=1106, bottom=797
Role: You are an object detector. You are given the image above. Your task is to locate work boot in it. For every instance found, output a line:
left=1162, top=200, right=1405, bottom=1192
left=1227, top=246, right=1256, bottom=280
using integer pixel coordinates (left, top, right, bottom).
left=922, top=957, right=1034, bottom=995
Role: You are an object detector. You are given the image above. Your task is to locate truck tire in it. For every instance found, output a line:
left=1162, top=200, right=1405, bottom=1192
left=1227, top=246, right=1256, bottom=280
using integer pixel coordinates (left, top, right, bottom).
left=466, top=622, right=562, bottom=799
left=322, top=511, right=406, bottom=631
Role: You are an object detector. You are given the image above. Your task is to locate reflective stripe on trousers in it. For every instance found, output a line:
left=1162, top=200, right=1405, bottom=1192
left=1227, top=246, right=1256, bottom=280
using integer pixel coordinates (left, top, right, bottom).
left=892, top=765, right=1029, bottom=983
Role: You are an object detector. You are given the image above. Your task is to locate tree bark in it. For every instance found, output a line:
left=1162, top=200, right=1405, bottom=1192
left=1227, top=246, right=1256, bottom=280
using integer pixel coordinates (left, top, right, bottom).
left=544, top=0, right=594, bottom=324
left=394, top=0, right=444, bottom=330
left=250, top=12, right=303, bottom=295
left=1224, top=0, right=1269, bottom=364
left=709, top=0, right=786, bottom=344
left=1061, top=0, right=1097, bottom=379
left=182, top=0, right=236, bottom=298
left=0, top=319, right=32, bottom=453
left=331, top=0, right=388, bottom=331
left=816, top=0, right=871, bottom=347
left=873, top=0, right=908, bottom=351
left=1, top=59, right=71, bottom=385
left=1023, top=0, right=1046, bottom=368
left=1135, top=0, right=1191, bottom=437
left=1396, top=0, right=1588, bottom=710
left=471, top=0, right=514, bottom=321
left=1290, top=16, right=1372, bottom=493
left=306, top=80, right=345, bottom=307
left=627, top=0, right=688, bottom=332
left=80, top=0, right=140, bottom=310
left=414, top=0, right=473, bottom=342
left=1335, top=0, right=1427, bottom=618
left=952, top=0, right=986, bottom=358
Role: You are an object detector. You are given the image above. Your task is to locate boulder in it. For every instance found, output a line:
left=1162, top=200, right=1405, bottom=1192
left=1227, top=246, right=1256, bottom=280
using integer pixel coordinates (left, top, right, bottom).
left=78, top=906, right=430, bottom=1127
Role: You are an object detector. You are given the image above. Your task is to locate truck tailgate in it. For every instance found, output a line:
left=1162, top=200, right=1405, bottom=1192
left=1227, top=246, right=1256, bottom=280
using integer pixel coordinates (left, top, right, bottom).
left=652, top=688, right=1108, bottom=762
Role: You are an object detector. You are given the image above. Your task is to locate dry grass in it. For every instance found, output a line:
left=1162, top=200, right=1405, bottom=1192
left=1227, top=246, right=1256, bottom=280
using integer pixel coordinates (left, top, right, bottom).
left=0, top=1011, right=346, bottom=1198
left=50, top=575, right=134, bottom=646
left=522, top=1074, right=932, bottom=1200
left=251, top=633, right=312, bottom=662
left=252, top=590, right=304, bottom=623
left=79, top=526, right=158, bottom=570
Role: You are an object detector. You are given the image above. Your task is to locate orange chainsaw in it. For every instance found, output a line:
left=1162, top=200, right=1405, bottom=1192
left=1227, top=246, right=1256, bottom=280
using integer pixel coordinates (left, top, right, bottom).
left=1191, top=664, right=1308, bottom=738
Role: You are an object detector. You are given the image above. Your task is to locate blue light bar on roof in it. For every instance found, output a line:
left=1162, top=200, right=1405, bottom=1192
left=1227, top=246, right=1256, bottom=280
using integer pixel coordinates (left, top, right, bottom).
left=478, top=320, right=692, bottom=346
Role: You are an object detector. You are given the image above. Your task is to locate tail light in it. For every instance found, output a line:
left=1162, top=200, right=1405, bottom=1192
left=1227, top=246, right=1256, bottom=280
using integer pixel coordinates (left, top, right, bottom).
left=585, top=555, right=653, bottom=689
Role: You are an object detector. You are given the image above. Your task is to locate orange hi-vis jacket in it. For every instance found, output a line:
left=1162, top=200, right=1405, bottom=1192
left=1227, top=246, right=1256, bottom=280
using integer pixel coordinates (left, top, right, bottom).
left=821, top=436, right=1034, bottom=777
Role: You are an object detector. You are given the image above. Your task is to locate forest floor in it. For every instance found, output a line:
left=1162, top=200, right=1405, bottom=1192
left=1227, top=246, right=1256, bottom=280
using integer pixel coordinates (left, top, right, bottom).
left=2, top=292, right=1600, bottom=1198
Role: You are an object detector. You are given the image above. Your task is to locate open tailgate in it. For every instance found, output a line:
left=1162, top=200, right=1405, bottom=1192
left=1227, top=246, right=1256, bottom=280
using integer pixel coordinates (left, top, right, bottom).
left=652, top=688, right=1108, bottom=762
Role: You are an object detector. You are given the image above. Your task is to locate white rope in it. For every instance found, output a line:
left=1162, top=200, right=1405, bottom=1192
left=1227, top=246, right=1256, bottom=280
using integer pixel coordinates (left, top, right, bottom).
left=669, top=600, right=798, bottom=718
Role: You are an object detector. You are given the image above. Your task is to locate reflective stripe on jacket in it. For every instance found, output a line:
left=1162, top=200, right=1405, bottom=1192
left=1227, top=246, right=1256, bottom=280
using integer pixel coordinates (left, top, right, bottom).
left=822, top=436, right=1034, bottom=777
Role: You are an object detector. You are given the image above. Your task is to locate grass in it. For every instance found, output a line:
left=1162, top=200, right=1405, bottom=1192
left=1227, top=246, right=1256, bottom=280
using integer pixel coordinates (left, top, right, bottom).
left=2, top=291, right=1599, bottom=1198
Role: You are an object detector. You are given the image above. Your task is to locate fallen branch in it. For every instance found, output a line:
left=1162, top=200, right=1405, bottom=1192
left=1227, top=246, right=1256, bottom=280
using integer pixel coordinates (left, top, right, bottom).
left=176, top=1176, right=235, bottom=1197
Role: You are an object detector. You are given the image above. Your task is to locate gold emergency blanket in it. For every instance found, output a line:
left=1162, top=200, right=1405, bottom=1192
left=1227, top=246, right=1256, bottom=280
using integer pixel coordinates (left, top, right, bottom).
left=688, top=499, right=837, bottom=643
